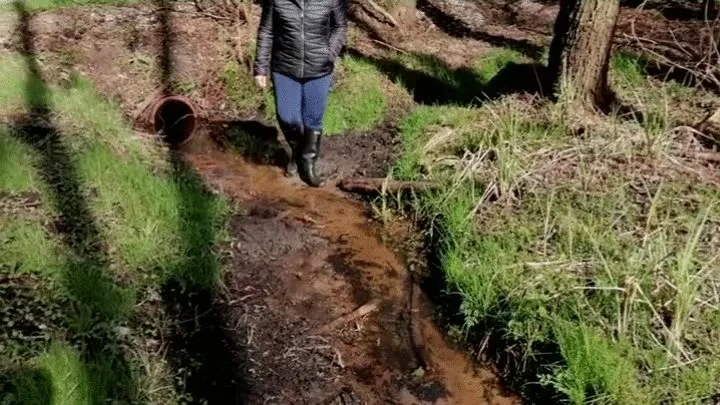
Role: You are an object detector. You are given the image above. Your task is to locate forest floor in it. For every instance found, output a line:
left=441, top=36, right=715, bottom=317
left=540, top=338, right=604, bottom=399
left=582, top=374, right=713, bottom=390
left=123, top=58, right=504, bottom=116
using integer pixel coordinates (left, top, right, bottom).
left=1, top=0, right=720, bottom=404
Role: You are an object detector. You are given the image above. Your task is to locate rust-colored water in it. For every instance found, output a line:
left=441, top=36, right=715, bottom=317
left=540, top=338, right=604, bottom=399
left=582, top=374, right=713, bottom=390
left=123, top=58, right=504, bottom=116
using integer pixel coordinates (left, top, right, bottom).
left=183, top=137, right=518, bottom=404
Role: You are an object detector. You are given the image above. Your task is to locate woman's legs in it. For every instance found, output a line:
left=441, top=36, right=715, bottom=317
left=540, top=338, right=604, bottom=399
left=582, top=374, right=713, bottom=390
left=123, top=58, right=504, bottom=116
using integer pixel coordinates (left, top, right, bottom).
left=272, top=72, right=303, bottom=176
left=298, top=73, right=333, bottom=187
left=301, top=73, right=333, bottom=131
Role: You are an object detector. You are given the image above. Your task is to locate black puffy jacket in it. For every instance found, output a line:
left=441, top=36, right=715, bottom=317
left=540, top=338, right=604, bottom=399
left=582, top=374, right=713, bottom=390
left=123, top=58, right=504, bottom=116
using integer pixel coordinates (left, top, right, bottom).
left=254, top=0, right=348, bottom=79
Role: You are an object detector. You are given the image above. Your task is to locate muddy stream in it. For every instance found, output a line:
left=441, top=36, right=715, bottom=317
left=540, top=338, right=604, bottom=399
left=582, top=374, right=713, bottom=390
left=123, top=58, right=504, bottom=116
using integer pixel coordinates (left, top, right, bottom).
left=179, top=135, right=517, bottom=404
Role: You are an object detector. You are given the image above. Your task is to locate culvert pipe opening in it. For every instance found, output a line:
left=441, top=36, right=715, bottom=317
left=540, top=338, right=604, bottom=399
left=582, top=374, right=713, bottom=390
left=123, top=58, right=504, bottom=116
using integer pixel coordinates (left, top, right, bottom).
left=152, top=96, right=197, bottom=146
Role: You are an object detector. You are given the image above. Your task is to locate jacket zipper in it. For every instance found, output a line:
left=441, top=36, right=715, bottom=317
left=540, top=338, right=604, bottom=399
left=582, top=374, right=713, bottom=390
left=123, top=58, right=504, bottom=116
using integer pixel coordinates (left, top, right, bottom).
left=300, top=0, right=305, bottom=78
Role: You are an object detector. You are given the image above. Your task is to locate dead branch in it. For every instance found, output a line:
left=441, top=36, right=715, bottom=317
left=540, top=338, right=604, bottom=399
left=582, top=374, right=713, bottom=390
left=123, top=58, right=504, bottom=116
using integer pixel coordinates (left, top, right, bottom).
left=686, top=151, right=720, bottom=163
left=316, top=299, right=381, bottom=334
left=338, top=177, right=441, bottom=194
left=370, top=38, right=407, bottom=53
left=625, top=11, right=720, bottom=90
left=364, top=0, right=400, bottom=28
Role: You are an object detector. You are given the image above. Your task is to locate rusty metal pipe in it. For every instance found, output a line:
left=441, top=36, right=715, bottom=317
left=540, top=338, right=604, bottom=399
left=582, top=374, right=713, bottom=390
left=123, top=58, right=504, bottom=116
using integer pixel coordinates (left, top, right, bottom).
left=150, top=95, right=197, bottom=146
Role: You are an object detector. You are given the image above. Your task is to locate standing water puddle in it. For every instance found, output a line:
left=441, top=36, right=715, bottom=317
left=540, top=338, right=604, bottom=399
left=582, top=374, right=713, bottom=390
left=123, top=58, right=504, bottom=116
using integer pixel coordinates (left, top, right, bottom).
left=181, top=136, right=518, bottom=404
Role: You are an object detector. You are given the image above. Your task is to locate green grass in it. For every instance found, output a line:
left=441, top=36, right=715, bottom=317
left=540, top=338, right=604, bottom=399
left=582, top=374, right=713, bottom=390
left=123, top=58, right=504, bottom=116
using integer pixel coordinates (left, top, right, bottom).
left=548, top=322, right=641, bottom=404
left=419, top=172, right=720, bottom=403
left=392, top=48, right=720, bottom=403
left=473, top=49, right=529, bottom=83
left=324, top=57, right=387, bottom=134
left=0, top=53, right=227, bottom=403
left=609, top=52, right=701, bottom=156
left=611, top=52, right=649, bottom=88
left=2, top=343, right=135, bottom=405
left=0, top=126, right=38, bottom=192
left=0, top=57, right=30, bottom=114
left=388, top=49, right=530, bottom=105
left=393, top=105, right=478, bottom=179
left=0, top=216, right=63, bottom=276
left=1, top=56, right=153, bottom=160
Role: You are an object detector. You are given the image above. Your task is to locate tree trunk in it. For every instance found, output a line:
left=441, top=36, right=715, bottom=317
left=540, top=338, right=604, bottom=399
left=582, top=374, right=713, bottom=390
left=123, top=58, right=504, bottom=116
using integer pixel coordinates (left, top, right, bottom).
left=548, top=0, right=621, bottom=110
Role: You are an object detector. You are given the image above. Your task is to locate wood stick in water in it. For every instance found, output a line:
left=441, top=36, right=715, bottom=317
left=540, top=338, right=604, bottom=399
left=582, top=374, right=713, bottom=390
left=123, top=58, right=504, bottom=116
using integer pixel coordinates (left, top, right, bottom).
left=317, top=299, right=381, bottom=334
left=338, top=177, right=441, bottom=194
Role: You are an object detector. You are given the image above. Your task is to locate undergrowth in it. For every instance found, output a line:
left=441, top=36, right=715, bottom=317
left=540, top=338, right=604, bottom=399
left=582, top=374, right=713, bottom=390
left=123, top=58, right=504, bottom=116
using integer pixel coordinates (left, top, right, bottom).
left=390, top=50, right=720, bottom=403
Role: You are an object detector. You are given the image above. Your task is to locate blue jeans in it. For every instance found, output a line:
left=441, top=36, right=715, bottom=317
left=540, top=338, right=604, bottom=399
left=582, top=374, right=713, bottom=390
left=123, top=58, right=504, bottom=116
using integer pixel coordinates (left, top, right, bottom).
left=272, top=72, right=333, bottom=132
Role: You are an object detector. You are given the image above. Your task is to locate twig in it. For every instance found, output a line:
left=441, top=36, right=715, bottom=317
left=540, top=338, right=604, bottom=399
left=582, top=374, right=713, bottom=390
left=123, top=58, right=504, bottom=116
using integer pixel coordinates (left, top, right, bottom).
left=333, top=347, right=345, bottom=368
left=370, top=38, right=407, bottom=54
left=338, top=177, right=441, bottom=194
left=183, top=8, right=235, bottom=22
left=316, top=299, right=381, bottom=334
left=626, top=14, right=720, bottom=89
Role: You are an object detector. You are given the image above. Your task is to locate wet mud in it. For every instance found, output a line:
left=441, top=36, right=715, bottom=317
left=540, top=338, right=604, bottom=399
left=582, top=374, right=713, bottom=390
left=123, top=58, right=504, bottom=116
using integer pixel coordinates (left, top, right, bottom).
left=180, top=135, right=518, bottom=404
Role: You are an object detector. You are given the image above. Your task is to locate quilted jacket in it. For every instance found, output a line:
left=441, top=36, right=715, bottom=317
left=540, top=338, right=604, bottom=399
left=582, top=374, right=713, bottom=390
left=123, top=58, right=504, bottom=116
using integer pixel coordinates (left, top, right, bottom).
left=254, top=0, right=348, bottom=79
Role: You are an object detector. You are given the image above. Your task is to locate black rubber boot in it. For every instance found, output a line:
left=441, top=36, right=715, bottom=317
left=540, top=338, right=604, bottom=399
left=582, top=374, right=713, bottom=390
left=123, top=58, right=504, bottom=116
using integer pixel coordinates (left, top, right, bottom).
left=280, top=125, right=300, bottom=177
left=297, top=128, right=326, bottom=187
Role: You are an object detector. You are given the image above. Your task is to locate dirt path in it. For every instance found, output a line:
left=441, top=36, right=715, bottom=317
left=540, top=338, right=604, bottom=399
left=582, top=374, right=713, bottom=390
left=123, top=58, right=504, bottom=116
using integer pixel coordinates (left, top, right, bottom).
left=180, top=136, right=518, bottom=404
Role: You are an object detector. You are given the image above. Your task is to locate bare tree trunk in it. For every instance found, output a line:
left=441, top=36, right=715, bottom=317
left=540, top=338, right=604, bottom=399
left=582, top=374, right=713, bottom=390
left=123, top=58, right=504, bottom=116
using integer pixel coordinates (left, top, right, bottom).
left=548, top=0, right=621, bottom=110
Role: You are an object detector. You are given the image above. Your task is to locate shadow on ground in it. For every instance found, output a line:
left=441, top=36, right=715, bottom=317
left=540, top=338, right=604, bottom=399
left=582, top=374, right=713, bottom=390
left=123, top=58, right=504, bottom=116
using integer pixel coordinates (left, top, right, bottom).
left=416, top=0, right=545, bottom=59
left=152, top=0, right=251, bottom=403
left=0, top=368, right=54, bottom=405
left=207, top=119, right=288, bottom=168
left=161, top=153, right=250, bottom=404
left=3, top=1, right=250, bottom=403
left=7, top=0, right=136, bottom=401
left=346, top=48, right=547, bottom=106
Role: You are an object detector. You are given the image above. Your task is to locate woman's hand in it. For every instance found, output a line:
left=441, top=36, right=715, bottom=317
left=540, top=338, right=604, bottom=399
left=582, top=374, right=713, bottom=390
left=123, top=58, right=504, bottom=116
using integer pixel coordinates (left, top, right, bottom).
left=255, top=75, right=269, bottom=90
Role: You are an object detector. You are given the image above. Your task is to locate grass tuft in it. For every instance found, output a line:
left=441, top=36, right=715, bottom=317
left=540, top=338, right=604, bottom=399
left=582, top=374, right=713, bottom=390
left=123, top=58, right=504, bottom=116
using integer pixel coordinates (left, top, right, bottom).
left=0, top=125, right=38, bottom=192
left=546, top=321, right=643, bottom=404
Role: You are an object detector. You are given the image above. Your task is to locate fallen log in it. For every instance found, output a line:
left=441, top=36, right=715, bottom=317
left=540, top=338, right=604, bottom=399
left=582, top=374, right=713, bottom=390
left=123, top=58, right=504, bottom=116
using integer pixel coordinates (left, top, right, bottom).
left=338, top=177, right=441, bottom=194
